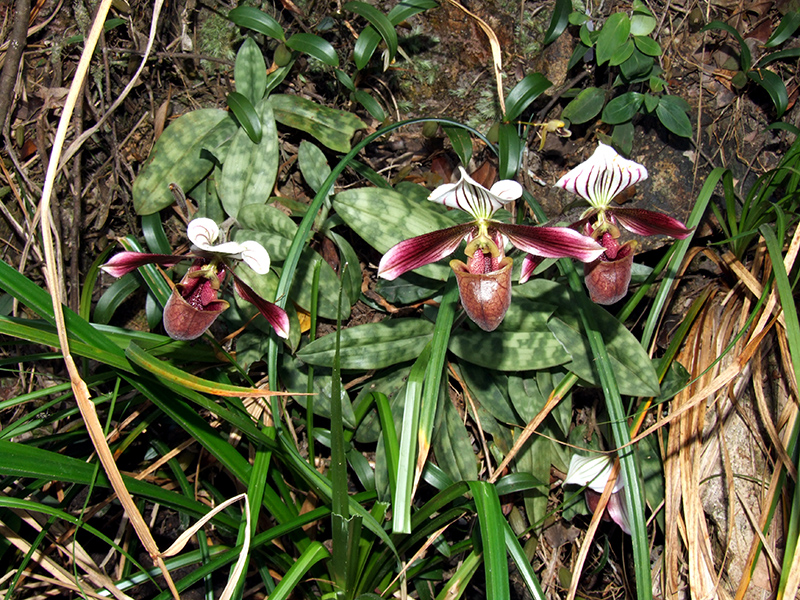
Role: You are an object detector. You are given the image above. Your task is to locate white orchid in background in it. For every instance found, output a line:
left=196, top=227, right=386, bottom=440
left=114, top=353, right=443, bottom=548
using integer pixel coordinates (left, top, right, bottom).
left=103, top=218, right=289, bottom=340
left=378, top=167, right=604, bottom=331
left=564, top=454, right=631, bottom=534
left=520, top=142, right=693, bottom=304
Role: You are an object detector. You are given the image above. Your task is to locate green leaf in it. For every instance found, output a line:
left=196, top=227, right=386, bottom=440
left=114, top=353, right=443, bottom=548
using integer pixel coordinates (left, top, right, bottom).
left=609, top=38, right=635, bottom=66
left=643, top=93, right=659, bottom=113
left=444, top=126, right=473, bottom=167
left=596, top=13, right=630, bottom=65
left=765, top=11, right=800, bottom=48
left=297, top=319, right=434, bottom=369
left=269, top=94, right=366, bottom=152
left=702, top=21, right=751, bottom=71
left=561, top=87, right=605, bottom=124
left=235, top=204, right=297, bottom=261
left=328, top=231, right=362, bottom=308
left=333, top=187, right=461, bottom=280
left=756, top=47, right=800, bottom=68
left=94, top=274, right=139, bottom=324
left=656, top=95, right=693, bottom=137
left=449, top=329, right=571, bottom=371
left=434, top=393, right=478, bottom=482
left=543, top=0, right=571, bottom=45
left=468, top=482, right=509, bottom=599
left=498, top=122, right=522, bottom=180
left=285, top=32, right=339, bottom=66
left=227, top=91, right=262, bottom=143
left=602, top=91, right=644, bottom=124
left=219, top=98, right=278, bottom=218
left=335, top=68, right=356, bottom=91
left=290, top=248, right=351, bottom=319
left=373, top=272, right=443, bottom=304
left=458, top=366, right=517, bottom=425
left=353, top=89, right=387, bottom=122
left=633, top=35, right=662, bottom=56
left=504, top=73, right=552, bottom=122
left=352, top=0, right=436, bottom=69
left=298, top=140, right=332, bottom=194
left=234, top=37, right=267, bottom=105
left=612, top=121, right=634, bottom=156
left=630, top=13, right=656, bottom=36
left=749, top=69, right=789, bottom=117
left=345, top=1, right=398, bottom=62
left=619, top=47, right=654, bottom=82
left=133, top=109, right=237, bottom=215
left=267, top=543, right=331, bottom=600
left=228, top=6, right=285, bottom=41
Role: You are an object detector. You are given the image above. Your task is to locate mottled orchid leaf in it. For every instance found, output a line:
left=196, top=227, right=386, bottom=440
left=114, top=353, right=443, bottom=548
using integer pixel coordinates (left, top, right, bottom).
left=457, top=365, right=518, bottom=425
left=269, top=94, right=366, bottom=152
left=279, top=356, right=357, bottom=428
left=449, top=328, right=571, bottom=371
left=298, top=140, right=332, bottom=195
left=234, top=37, right=267, bottom=105
left=297, top=319, right=434, bottom=369
left=133, top=109, right=237, bottom=215
left=220, top=98, right=279, bottom=219
left=433, top=388, right=478, bottom=482
left=291, top=248, right=351, bottom=319
left=333, top=186, right=463, bottom=280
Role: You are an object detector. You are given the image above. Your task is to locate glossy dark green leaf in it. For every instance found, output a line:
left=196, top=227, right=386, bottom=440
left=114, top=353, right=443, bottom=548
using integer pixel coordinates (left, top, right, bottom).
left=285, top=32, right=339, bottom=66
left=328, top=231, right=362, bottom=308
left=561, top=87, right=605, bottom=124
left=504, top=73, right=552, bottom=122
left=335, top=68, right=356, bottom=91
left=656, top=95, right=693, bottom=137
left=297, top=319, right=434, bottom=369
left=543, top=0, right=571, bottom=44
left=756, top=47, right=800, bottom=67
left=353, top=0, right=437, bottom=69
left=596, top=12, right=630, bottom=65
left=226, top=91, right=262, bottom=143
left=220, top=98, right=278, bottom=218
left=444, top=126, right=473, bottom=168
left=345, top=2, right=398, bottom=62
left=602, top=91, right=644, bottom=124
left=133, top=110, right=237, bottom=215
left=609, top=38, right=634, bottom=66
left=612, top=121, right=634, bottom=156
left=228, top=6, right=285, bottom=41
left=620, top=47, right=654, bottom=81
left=702, top=21, right=750, bottom=71
left=630, top=13, right=656, bottom=36
left=333, top=187, right=461, bottom=280
left=567, top=42, right=591, bottom=70
left=458, top=365, right=517, bottom=425
left=353, top=89, right=387, bottom=121
left=234, top=37, right=267, bottom=105
left=765, top=11, right=800, bottom=47
left=94, top=274, right=139, bottom=324
left=643, top=93, right=659, bottom=113
left=749, top=68, right=789, bottom=117
left=498, top=122, right=521, bottom=180
left=270, top=94, right=366, bottom=152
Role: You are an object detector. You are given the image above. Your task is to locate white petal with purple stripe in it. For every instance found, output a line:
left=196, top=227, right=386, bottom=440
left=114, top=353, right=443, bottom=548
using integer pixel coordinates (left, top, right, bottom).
left=428, top=167, right=521, bottom=220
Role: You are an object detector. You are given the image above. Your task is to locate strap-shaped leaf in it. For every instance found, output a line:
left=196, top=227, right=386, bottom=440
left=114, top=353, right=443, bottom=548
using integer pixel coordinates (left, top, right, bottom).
left=543, top=0, right=571, bottom=45
left=749, top=68, right=789, bottom=117
left=228, top=6, right=285, bottom=42
left=702, top=20, right=751, bottom=71
left=297, top=319, right=434, bottom=369
left=766, top=10, right=800, bottom=47
left=94, top=273, right=139, bottom=324
left=285, top=32, right=339, bottom=66
left=345, top=1, right=398, bottom=63
left=498, top=122, right=522, bottom=180
left=444, top=126, right=472, bottom=167
left=353, top=89, right=386, bottom=121
left=133, top=109, right=237, bottom=215
left=227, top=91, right=262, bottom=143
left=504, top=73, right=552, bottom=122
left=353, top=0, right=436, bottom=68
left=270, top=94, right=366, bottom=152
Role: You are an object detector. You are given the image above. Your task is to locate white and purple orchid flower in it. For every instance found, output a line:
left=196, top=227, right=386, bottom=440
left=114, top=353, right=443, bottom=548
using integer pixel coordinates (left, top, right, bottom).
left=564, top=454, right=631, bottom=535
left=378, top=167, right=604, bottom=331
left=520, top=142, right=693, bottom=304
left=103, top=218, right=289, bottom=340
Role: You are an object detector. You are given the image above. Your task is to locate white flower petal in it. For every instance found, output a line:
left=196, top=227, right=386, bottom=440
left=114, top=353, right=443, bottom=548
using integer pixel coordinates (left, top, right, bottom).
left=564, top=454, right=624, bottom=494
left=187, top=218, right=221, bottom=250
left=428, top=166, right=518, bottom=220
left=554, top=142, right=648, bottom=210
left=238, top=240, right=271, bottom=274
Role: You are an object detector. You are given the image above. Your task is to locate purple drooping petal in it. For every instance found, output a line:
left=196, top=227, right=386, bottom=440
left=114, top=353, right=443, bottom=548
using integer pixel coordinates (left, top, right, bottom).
left=233, top=275, right=290, bottom=339
left=378, top=223, right=475, bottom=281
left=494, top=222, right=605, bottom=262
left=611, top=208, right=693, bottom=239
left=518, top=253, right=544, bottom=284
left=102, top=252, right=185, bottom=277
left=555, top=143, right=648, bottom=210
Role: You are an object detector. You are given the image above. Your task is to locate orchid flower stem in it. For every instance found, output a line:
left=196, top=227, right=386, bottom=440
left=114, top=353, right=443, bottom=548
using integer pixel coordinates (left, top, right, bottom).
left=564, top=263, right=652, bottom=600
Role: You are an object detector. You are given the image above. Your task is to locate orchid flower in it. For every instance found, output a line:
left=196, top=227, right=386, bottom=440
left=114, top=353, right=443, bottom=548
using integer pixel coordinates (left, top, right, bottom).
left=564, top=454, right=631, bottom=534
left=378, top=167, right=604, bottom=331
left=102, top=218, right=289, bottom=340
left=520, top=142, right=693, bottom=304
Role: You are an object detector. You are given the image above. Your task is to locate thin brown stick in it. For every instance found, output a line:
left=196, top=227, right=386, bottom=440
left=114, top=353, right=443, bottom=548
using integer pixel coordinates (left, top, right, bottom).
left=0, top=0, right=31, bottom=127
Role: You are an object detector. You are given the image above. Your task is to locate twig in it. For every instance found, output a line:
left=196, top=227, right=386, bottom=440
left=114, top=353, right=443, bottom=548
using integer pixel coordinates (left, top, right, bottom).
left=0, top=0, right=31, bottom=127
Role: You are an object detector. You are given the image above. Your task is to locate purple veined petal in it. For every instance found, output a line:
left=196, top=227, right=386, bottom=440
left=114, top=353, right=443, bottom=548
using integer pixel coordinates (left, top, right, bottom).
left=377, top=223, right=475, bottom=281
left=428, top=167, right=513, bottom=220
left=606, top=491, right=632, bottom=535
left=102, top=252, right=185, bottom=277
left=494, top=222, right=605, bottom=262
left=518, top=253, right=544, bottom=284
left=238, top=240, right=271, bottom=274
left=232, top=275, right=290, bottom=339
left=555, top=143, right=648, bottom=209
left=187, top=218, right=221, bottom=250
left=611, top=208, right=694, bottom=239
